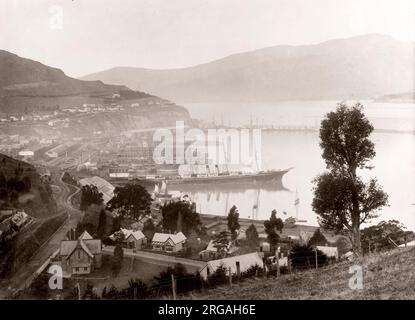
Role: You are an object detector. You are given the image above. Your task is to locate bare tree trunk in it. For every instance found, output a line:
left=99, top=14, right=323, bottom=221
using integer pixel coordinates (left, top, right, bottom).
left=351, top=216, right=362, bottom=256
left=177, top=210, right=182, bottom=232
left=350, top=167, right=362, bottom=256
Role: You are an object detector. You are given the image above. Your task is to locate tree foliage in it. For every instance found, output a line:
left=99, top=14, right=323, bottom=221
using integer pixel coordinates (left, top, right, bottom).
left=312, top=103, right=388, bottom=255
left=97, top=209, right=107, bottom=239
left=161, top=200, right=201, bottom=236
left=142, top=219, right=157, bottom=241
left=127, top=278, right=148, bottom=299
left=207, top=264, right=228, bottom=286
left=107, top=183, right=151, bottom=220
left=290, top=244, right=328, bottom=269
left=212, top=230, right=231, bottom=258
left=361, top=220, right=415, bottom=254
left=112, top=244, right=124, bottom=276
left=227, top=205, right=240, bottom=240
left=246, top=224, right=259, bottom=246
left=153, top=263, right=203, bottom=295
left=264, top=209, right=283, bottom=249
left=80, top=184, right=103, bottom=211
left=308, top=228, right=328, bottom=247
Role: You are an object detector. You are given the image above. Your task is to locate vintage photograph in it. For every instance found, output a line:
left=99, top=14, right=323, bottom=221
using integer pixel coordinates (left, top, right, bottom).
left=0, top=0, right=414, bottom=301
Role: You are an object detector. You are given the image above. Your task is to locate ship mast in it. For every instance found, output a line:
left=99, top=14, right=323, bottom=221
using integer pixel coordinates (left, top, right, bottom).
left=294, top=188, right=300, bottom=221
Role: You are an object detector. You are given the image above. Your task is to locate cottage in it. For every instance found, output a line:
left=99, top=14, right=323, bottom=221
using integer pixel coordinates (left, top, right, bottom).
left=59, top=231, right=102, bottom=275
left=199, top=239, right=233, bottom=261
left=110, top=228, right=147, bottom=249
left=10, top=210, right=31, bottom=229
left=151, top=232, right=187, bottom=252
left=199, top=252, right=264, bottom=280
left=316, top=245, right=339, bottom=261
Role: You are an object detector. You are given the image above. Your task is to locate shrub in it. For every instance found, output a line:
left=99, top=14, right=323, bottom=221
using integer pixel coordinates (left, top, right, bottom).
left=290, top=244, right=328, bottom=269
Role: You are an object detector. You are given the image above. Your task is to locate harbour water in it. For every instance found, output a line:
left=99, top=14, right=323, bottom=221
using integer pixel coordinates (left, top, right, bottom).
left=171, top=100, right=415, bottom=230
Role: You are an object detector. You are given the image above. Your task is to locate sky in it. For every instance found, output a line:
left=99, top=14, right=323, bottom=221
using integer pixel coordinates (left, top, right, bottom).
left=1, top=0, right=415, bottom=77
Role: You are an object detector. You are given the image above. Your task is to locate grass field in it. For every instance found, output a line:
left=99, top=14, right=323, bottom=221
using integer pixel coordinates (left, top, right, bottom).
left=192, top=246, right=415, bottom=300
left=60, top=255, right=168, bottom=298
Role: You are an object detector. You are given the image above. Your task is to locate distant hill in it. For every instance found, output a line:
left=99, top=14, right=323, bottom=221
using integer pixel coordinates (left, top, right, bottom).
left=82, top=34, right=415, bottom=103
left=375, top=91, right=415, bottom=103
left=0, top=50, right=153, bottom=113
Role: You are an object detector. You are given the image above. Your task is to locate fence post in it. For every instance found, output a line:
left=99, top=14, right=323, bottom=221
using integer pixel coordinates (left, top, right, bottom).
left=276, top=252, right=280, bottom=277
left=171, top=274, right=177, bottom=300
left=314, top=248, right=318, bottom=270
left=228, top=267, right=232, bottom=288
left=236, top=261, right=241, bottom=279
left=76, top=282, right=81, bottom=300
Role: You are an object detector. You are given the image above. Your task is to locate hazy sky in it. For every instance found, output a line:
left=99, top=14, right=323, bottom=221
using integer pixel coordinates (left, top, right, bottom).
left=1, top=0, right=414, bottom=77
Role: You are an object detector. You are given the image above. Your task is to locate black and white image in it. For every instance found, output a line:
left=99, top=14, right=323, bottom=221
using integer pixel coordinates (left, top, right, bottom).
left=0, top=0, right=414, bottom=301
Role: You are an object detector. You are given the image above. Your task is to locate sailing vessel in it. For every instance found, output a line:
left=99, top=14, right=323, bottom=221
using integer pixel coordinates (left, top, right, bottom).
left=109, top=131, right=291, bottom=186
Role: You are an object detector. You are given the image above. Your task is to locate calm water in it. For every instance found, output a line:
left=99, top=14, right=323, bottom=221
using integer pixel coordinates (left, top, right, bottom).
left=171, top=101, right=415, bottom=231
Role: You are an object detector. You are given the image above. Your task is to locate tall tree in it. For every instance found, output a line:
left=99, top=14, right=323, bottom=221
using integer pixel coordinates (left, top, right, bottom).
left=227, top=205, right=240, bottom=240
left=312, top=103, right=388, bottom=256
left=107, top=183, right=152, bottom=220
left=80, top=184, right=104, bottom=211
left=246, top=224, right=259, bottom=246
left=161, top=201, right=201, bottom=236
left=112, top=244, right=124, bottom=276
left=97, top=209, right=107, bottom=239
left=269, top=209, right=284, bottom=232
left=264, top=209, right=284, bottom=250
left=142, top=219, right=157, bottom=241
left=0, top=171, right=6, bottom=189
left=308, top=228, right=328, bottom=247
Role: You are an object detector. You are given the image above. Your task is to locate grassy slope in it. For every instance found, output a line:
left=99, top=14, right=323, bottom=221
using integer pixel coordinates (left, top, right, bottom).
left=194, top=247, right=415, bottom=300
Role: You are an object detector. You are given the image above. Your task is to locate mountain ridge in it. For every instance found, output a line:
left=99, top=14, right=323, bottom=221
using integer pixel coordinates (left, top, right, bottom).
left=81, top=34, right=415, bottom=103
left=0, top=50, right=153, bottom=112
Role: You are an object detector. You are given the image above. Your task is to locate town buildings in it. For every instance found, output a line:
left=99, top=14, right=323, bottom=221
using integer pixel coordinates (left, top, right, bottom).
left=110, top=228, right=147, bottom=249
left=151, top=232, right=187, bottom=252
left=199, top=252, right=264, bottom=280
left=59, top=231, right=102, bottom=275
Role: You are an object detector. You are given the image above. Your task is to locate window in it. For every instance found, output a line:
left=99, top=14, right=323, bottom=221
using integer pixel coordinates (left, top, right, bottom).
left=75, top=267, right=79, bottom=272
left=84, top=267, right=88, bottom=271
left=78, top=250, right=80, bottom=259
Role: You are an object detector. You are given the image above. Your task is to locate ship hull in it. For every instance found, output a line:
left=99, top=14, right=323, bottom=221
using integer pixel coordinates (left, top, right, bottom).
left=110, top=169, right=290, bottom=188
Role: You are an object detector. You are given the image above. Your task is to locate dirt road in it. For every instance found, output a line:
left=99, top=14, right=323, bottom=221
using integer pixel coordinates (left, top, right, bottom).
left=0, top=171, right=83, bottom=298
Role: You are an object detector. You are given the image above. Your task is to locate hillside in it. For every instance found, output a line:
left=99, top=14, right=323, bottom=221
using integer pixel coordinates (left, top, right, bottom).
left=0, top=50, right=153, bottom=113
left=0, top=153, right=56, bottom=218
left=82, top=34, right=414, bottom=103
left=193, top=247, right=415, bottom=300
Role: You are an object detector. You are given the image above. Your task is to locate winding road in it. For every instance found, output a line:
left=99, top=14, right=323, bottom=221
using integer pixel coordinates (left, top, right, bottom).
left=0, top=171, right=83, bottom=298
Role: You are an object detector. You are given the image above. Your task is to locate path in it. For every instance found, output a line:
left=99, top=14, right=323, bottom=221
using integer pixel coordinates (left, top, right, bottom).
left=0, top=171, right=82, bottom=298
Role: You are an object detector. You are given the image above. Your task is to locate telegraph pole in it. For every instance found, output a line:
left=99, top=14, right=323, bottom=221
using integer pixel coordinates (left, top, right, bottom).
left=171, top=274, right=177, bottom=300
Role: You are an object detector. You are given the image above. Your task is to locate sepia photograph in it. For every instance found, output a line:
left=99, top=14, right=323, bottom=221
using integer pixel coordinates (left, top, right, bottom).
left=0, top=0, right=414, bottom=306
